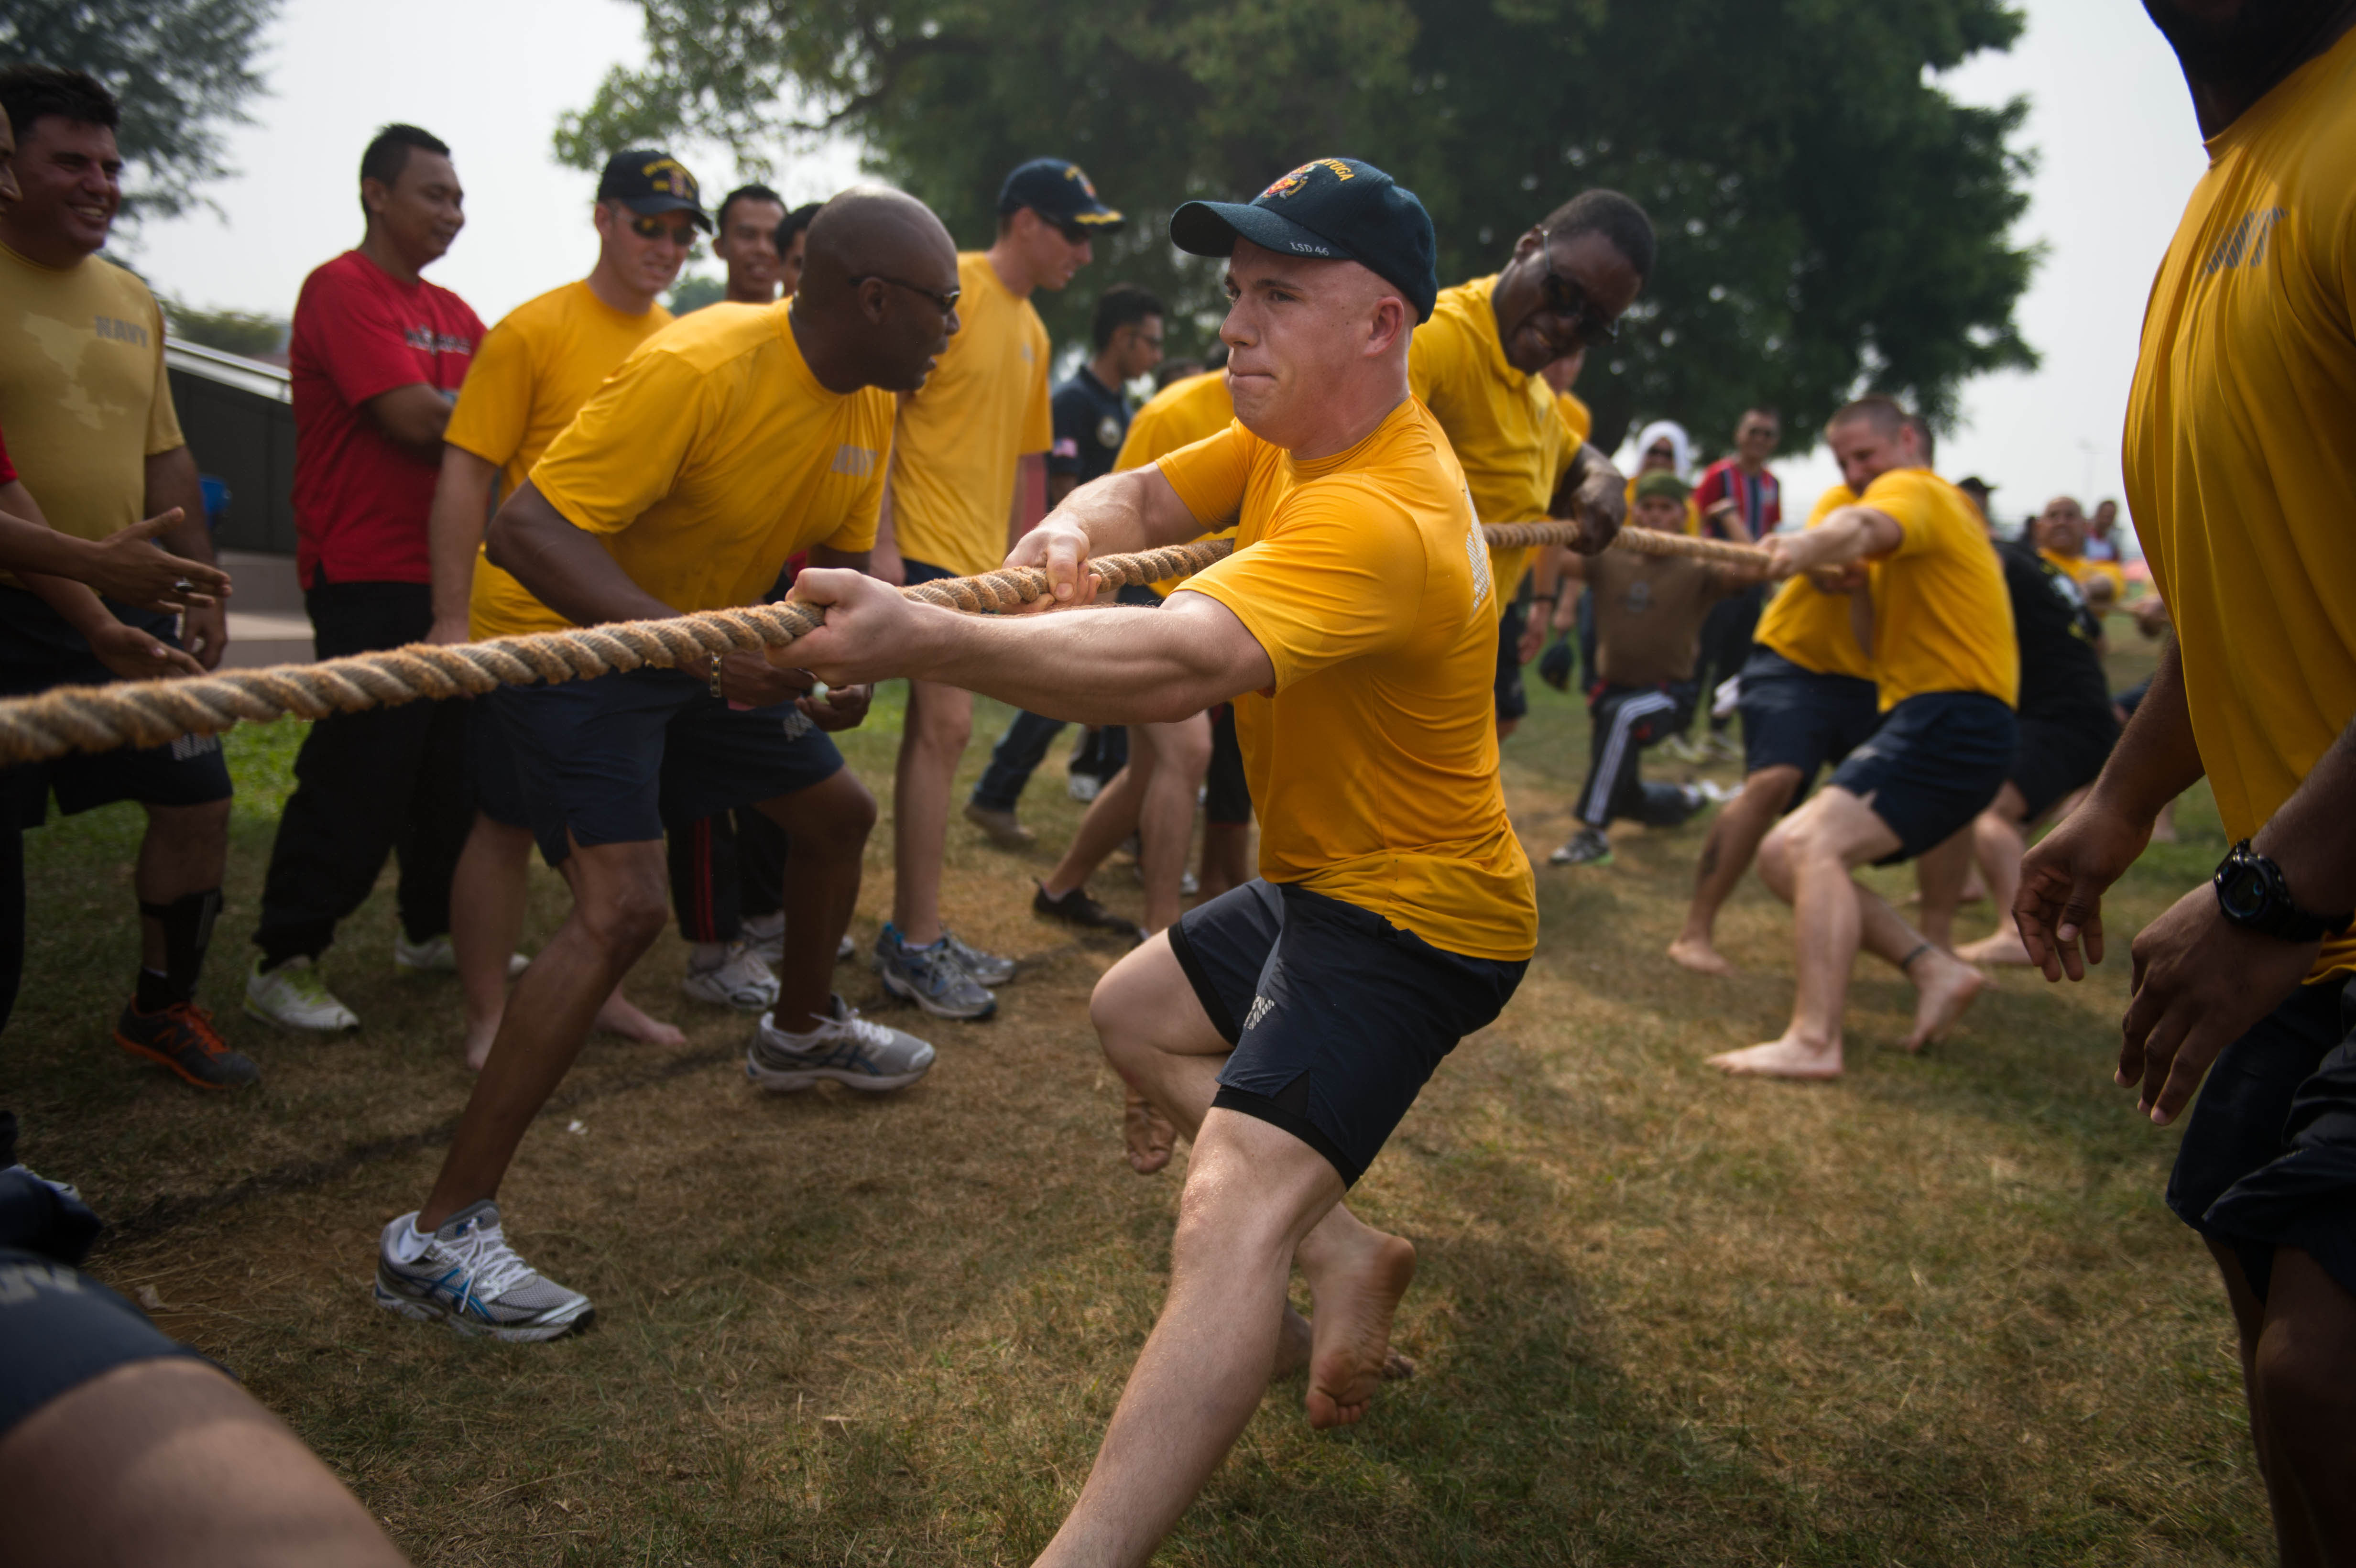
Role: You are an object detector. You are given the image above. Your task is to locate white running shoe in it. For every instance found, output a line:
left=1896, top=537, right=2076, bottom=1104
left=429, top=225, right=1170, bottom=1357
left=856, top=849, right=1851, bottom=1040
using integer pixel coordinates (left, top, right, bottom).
left=680, top=942, right=780, bottom=1011
left=244, top=956, right=359, bottom=1032
left=1067, top=772, right=1102, bottom=803
left=372, top=1202, right=592, bottom=1341
left=741, top=912, right=785, bottom=969
left=394, top=932, right=528, bottom=978
left=745, top=997, right=937, bottom=1093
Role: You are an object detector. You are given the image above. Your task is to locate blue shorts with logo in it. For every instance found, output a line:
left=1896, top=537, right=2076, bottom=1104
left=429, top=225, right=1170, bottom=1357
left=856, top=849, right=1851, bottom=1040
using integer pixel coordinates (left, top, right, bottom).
left=1827, top=690, right=2014, bottom=864
left=1734, top=648, right=1881, bottom=799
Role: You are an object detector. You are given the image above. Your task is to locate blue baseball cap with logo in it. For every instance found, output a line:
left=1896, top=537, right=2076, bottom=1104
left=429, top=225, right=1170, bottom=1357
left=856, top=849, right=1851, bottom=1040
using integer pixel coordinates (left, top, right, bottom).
left=1170, top=157, right=1439, bottom=322
left=596, top=148, right=712, bottom=232
left=998, top=158, right=1125, bottom=235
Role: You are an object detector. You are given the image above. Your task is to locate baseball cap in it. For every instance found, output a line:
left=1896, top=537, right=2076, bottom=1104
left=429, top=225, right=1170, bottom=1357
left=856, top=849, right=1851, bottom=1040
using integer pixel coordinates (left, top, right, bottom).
left=596, top=149, right=712, bottom=232
left=998, top=158, right=1124, bottom=234
left=1635, top=471, right=1691, bottom=504
left=1169, top=157, right=1439, bottom=322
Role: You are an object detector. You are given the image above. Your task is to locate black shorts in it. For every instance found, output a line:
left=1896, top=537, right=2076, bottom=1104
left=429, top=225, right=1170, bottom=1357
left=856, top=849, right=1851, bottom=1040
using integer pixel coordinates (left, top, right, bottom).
left=1170, top=880, right=1527, bottom=1186
left=0, top=1246, right=207, bottom=1441
left=0, top=587, right=234, bottom=826
left=487, top=669, right=843, bottom=861
left=2010, top=708, right=2120, bottom=823
left=1828, top=691, right=2014, bottom=864
left=1493, top=600, right=1530, bottom=723
left=1204, top=703, right=1252, bottom=826
left=1734, top=649, right=1881, bottom=798
left=469, top=699, right=536, bottom=837
left=2167, top=978, right=2356, bottom=1302
left=901, top=557, right=959, bottom=588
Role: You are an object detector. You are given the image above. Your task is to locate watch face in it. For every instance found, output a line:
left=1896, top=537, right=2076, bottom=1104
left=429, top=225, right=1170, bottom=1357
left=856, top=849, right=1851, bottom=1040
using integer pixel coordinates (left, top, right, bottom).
left=2217, top=860, right=2271, bottom=920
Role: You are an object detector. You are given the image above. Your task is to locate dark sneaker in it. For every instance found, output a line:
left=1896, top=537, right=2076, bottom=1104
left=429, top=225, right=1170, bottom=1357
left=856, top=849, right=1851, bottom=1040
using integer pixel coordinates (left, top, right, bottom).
left=115, top=1002, right=260, bottom=1089
left=1034, top=882, right=1147, bottom=943
left=1548, top=828, right=1614, bottom=867
left=962, top=802, right=1036, bottom=849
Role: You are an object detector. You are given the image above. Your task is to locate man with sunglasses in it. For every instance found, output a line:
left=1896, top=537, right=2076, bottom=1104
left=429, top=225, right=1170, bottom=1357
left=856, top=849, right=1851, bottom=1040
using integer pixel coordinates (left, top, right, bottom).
left=870, top=157, right=1123, bottom=1021
left=1407, top=190, right=1652, bottom=740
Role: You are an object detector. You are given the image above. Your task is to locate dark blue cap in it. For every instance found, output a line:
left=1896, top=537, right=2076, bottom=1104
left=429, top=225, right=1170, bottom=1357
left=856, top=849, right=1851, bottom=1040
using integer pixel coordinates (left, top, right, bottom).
left=595, top=149, right=712, bottom=231
left=997, top=158, right=1124, bottom=233
left=1170, top=158, right=1438, bottom=322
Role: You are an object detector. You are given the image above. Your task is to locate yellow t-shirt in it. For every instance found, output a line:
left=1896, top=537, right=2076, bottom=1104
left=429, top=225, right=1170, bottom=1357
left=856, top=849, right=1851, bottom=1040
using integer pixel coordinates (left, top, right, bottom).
left=0, top=243, right=184, bottom=570
left=446, top=281, right=675, bottom=639
left=2039, top=546, right=2127, bottom=602
left=1557, top=390, right=1593, bottom=447
left=1858, top=468, right=2017, bottom=711
left=1407, top=275, right=1576, bottom=613
left=888, top=251, right=1051, bottom=577
left=1753, top=485, right=1874, bottom=680
left=489, top=301, right=891, bottom=637
left=2124, top=23, right=2356, bottom=979
left=1159, top=398, right=1538, bottom=961
left=1114, top=369, right=1237, bottom=595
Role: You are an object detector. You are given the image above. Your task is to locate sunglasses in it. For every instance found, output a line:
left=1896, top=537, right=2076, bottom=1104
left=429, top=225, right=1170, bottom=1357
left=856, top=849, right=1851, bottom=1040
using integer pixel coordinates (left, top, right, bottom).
left=628, top=214, right=701, bottom=247
left=850, top=273, right=962, bottom=314
left=1536, top=229, right=1620, bottom=347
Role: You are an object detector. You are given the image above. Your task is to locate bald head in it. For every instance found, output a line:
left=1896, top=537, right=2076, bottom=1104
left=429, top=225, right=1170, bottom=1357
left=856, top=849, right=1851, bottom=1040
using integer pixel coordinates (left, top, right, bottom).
left=792, top=186, right=960, bottom=395
left=802, top=186, right=956, bottom=294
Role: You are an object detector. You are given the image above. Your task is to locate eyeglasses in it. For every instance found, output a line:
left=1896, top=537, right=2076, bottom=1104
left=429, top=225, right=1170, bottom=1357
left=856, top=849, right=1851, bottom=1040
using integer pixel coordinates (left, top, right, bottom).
left=628, top=214, right=701, bottom=247
left=850, top=273, right=962, bottom=314
left=1536, top=229, right=1619, bottom=347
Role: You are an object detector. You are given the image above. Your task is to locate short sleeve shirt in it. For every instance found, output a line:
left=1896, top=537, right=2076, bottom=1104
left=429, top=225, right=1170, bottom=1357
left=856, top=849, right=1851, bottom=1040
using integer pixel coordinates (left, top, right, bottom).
left=288, top=250, right=481, bottom=589
left=1860, top=468, right=2018, bottom=711
left=1751, top=485, right=1875, bottom=681
left=1116, top=370, right=1238, bottom=595
left=1998, top=539, right=2111, bottom=722
left=1049, top=365, right=1130, bottom=485
left=1157, top=398, right=1538, bottom=961
left=1692, top=457, right=1781, bottom=541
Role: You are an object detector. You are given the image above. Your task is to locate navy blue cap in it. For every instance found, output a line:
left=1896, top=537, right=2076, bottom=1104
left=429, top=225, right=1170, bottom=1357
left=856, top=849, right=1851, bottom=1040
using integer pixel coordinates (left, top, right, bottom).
left=596, top=149, right=712, bottom=231
left=1170, top=158, right=1438, bottom=322
left=998, top=158, right=1124, bottom=233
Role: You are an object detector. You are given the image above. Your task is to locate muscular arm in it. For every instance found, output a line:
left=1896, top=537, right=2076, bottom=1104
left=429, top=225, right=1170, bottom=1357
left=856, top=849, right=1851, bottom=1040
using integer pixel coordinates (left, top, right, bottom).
left=1767, top=505, right=1903, bottom=576
left=426, top=446, right=500, bottom=642
left=1010, top=464, right=1222, bottom=606
left=482, top=480, right=676, bottom=627
left=365, top=383, right=457, bottom=459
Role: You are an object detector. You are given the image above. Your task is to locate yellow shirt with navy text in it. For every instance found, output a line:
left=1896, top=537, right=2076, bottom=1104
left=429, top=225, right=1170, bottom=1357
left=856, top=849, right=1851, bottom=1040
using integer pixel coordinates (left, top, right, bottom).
left=2124, top=23, right=2356, bottom=979
left=1114, top=369, right=1237, bottom=595
left=1158, top=399, right=1538, bottom=961
left=1752, top=485, right=1874, bottom=680
left=1407, top=275, right=1576, bottom=615
left=491, top=301, right=891, bottom=637
left=888, top=252, right=1052, bottom=577
left=1859, top=468, right=2017, bottom=711
left=446, top=280, right=675, bottom=639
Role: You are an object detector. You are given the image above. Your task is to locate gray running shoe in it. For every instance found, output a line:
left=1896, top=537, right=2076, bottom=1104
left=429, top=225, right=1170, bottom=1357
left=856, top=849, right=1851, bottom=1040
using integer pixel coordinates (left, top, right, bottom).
left=746, top=997, right=936, bottom=1092
left=1548, top=828, right=1614, bottom=867
left=680, top=942, right=780, bottom=1011
left=939, top=927, right=1016, bottom=986
left=372, top=1201, right=592, bottom=1342
left=740, top=912, right=786, bottom=969
left=872, top=925, right=996, bottom=1020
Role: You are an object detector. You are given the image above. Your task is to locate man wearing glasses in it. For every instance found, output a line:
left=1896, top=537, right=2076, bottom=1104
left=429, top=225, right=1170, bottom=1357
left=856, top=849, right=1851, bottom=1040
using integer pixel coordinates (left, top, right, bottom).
left=869, top=157, right=1122, bottom=1021
left=1407, top=191, right=1652, bottom=740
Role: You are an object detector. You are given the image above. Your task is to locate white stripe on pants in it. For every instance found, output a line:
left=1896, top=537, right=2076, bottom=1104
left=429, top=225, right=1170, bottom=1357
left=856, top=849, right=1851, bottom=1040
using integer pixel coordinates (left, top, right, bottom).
left=1582, top=689, right=1678, bottom=826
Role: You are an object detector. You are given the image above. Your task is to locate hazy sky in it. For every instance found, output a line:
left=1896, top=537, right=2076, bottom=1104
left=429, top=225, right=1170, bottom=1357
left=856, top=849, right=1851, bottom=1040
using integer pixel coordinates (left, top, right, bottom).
left=131, top=0, right=2208, bottom=541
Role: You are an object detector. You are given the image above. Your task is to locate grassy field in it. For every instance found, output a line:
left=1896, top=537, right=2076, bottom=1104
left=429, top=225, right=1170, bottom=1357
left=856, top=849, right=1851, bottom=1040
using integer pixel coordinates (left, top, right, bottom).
left=4, top=617, right=2272, bottom=1567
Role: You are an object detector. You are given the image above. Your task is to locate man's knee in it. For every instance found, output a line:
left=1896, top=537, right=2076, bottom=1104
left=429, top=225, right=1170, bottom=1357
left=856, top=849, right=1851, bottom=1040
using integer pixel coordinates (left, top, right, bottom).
left=1745, top=764, right=1802, bottom=816
left=905, top=686, right=973, bottom=754
left=771, top=772, right=877, bottom=858
left=2253, top=1250, right=2356, bottom=1440
left=145, top=797, right=231, bottom=851
left=1155, top=719, right=1213, bottom=780
left=576, top=855, right=671, bottom=953
left=1757, top=821, right=1798, bottom=892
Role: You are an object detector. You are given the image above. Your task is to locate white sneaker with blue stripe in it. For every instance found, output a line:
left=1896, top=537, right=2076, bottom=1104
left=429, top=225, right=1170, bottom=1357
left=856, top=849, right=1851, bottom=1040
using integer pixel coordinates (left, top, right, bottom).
left=372, top=1201, right=591, bottom=1342
left=746, top=996, right=936, bottom=1092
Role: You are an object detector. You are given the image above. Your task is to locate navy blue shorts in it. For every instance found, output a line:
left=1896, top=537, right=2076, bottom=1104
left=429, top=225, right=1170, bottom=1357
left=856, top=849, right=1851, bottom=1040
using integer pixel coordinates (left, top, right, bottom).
left=0, top=1247, right=211, bottom=1440
left=2168, top=978, right=2356, bottom=1302
left=1827, top=691, right=2014, bottom=864
left=902, top=557, right=959, bottom=588
left=1734, top=649, right=1881, bottom=799
left=2010, top=708, right=2118, bottom=824
left=1494, top=599, right=1531, bottom=723
left=1170, top=880, right=1527, bottom=1186
left=487, top=669, right=843, bottom=860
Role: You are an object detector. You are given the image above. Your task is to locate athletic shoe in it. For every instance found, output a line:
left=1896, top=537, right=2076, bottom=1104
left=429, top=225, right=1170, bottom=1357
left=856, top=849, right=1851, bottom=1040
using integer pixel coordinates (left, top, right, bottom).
left=746, top=997, right=937, bottom=1093
left=116, top=1002, right=261, bottom=1089
left=1702, top=731, right=1744, bottom=763
left=1658, top=734, right=1704, bottom=764
left=838, top=934, right=855, bottom=962
left=939, top=927, right=1016, bottom=987
left=963, top=801, right=1036, bottom=849
left=244, top=956, right=359, bottom=1032
left=394, top=932, right=528, bottom=978
left=1034, top=881, right=1146, bottom=942
left=1067, top=772, right=1102, bottom=803
left=742, top=912, right=786, bottom=969
left=680, top=943, right=780, bottom=1011
left=873, top=924, right=996, bottom=1020
left=373, top=1201, right=592, bottom=1342
left=1548, top=828, right=1614, bottom=867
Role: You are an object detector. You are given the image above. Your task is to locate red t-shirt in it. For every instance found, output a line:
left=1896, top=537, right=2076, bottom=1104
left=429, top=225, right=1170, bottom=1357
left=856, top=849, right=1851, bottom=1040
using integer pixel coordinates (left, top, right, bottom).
left=0, top=423, right=15, bottom=487
left=289, top=250, right=482, bottom=588
left=1692, top=457, right=1780, bottom=543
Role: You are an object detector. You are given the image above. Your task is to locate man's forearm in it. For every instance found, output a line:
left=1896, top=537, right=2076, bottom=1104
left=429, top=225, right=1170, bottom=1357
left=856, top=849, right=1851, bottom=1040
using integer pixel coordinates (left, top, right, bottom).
left=145, top=448, right=216, bottom=565
left=902, top=595, right=1263, bottom=725
left=1049, top=467, right=1211, bottom=558
left=484, top=488, right=676, bottom=628
left=2256, top=717, right=2356, bottom=916
left=427, top=449, right=499, bottom=628
left=2088, top=636, right=2205, bottom=824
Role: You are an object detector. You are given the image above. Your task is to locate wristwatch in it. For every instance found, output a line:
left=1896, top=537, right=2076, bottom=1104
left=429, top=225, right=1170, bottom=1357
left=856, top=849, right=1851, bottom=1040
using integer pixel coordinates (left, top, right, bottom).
left=2212, top=839, right=2353, bottom=942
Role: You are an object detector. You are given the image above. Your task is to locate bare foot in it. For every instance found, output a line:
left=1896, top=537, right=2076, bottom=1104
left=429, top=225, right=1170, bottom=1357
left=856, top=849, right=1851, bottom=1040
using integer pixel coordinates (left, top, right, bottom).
left=595, top=987, right=685, bottom=1046
left=1903, top=949, right=1986, bottom=1052
left=1300, top=1229, right=1417, bottom=1429
left=1667, top=934, right=1739, bottom=977
left=1959, top=873, right=1990, bottom=904
left=1123, top=1090, right=1176, bottom=1176
left=1707, top=1035, right=1843, bottom=1079
left=1954, top=928, right=2031, bottom=967
left=1273, top=1306, right=1415, bottom=1383
left=462, top=1013, right=501, bottom=1072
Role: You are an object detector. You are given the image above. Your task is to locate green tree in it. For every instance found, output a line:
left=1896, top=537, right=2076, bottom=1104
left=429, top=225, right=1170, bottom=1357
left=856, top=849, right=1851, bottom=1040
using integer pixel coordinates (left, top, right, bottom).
left=559, top=0, right=2036, bottom=454
left=161, top=298, right=285, bottom=358
left=2, top=0, right=278, bottom=221
left=667, top=272, right=729, bottom=313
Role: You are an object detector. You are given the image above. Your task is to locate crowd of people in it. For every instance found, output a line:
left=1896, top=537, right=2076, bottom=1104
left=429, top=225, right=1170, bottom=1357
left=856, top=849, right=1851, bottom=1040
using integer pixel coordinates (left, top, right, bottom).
left=2, top=0, right=2354, bottom=1554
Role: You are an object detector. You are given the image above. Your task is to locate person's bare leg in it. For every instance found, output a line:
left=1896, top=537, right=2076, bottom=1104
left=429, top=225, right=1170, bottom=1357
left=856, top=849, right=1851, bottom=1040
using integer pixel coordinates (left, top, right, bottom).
left=2208, top=1240, right=2329, bottom=1568
left=1956, top=784, right=2034, bottom=967
left=541, top=855, right=685, bottom=1050
left=453, top=814, right=534, bottom=1068
left=750, top=768, right=875, bottom=1031
left=1041, top=762, right=1148, bottom=902
left=0, top=1358, right=409, bottom=1568
left=1849, top=870, right=1987, bottom=1051
left=1197, top=823, right=1253, bottom=902
left=1135, top=716, right=1211, bottom=934
left=2251, top=1246, right=2356, bottom=1560
left=420, top=838, right=670, bottom=1229
left=893, top=678, right=972, bottom=946
left=135, top=799, right=231, bottom=971
left=1669, top=765, right=1800, bottom=976
left=1910, top=826, right=1974, bottom=951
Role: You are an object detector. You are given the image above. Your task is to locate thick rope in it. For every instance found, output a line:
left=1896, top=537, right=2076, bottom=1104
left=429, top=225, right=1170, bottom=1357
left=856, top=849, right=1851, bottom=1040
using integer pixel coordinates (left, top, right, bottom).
left=0, top=525, right=1767, bottom=766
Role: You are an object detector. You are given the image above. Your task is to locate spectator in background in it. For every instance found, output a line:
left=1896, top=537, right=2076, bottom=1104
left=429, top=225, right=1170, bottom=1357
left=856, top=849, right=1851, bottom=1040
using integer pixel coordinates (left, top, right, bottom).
left=241, top=125, right=482, bottom=1037
left=0, top=66, right=249, bottom=1089
left=869, top=157, right=1119, bottom=1021
left=967, top=282, right=1166, bottom=849
left=1956, top=476, right=1997, bottom=524
left=2034, top=495, right=2124, bottom=608
left=428, top=148, right=714, bottom=1066
left=1687, top=407, right=1783, bottom=762
left=2085, top=497, right=2124, bottom=562
left=776, top=202, right=821, bottom=295
left=712, top=182, right=787, bottom=305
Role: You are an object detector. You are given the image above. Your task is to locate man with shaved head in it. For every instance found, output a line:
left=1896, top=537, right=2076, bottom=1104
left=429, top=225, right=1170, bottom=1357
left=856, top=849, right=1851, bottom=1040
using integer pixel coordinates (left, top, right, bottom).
left=793, top=158, right=1541, bottom=1567
left=370, top=187, right=956, bottom=1341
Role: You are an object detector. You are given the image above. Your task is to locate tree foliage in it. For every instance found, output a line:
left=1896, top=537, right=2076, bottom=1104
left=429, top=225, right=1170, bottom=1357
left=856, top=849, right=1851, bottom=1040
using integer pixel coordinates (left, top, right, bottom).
left=161, top=298, right=285, bottom=358
left=559, top=0, right=2036, bottom=454
left=1, top=0, right=277, bottom=222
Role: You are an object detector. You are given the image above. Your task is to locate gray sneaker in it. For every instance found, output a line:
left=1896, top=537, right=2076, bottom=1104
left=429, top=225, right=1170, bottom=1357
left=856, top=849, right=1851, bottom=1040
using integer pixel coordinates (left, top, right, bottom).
left=372, top=1201, right=591, bottom=1342
left=681, top=943, right=780, bottom=1011
left=940, top=927, right=1016, bottom=986
left=873, top=925, right=996, bottom=1020
left=746, top=997, right=936, bottom=1092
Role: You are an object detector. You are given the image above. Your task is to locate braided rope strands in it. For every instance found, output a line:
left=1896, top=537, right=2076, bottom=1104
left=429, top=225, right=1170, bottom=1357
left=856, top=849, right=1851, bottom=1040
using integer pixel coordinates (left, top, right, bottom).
left=1482, top=518, right=1774, bottom=570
